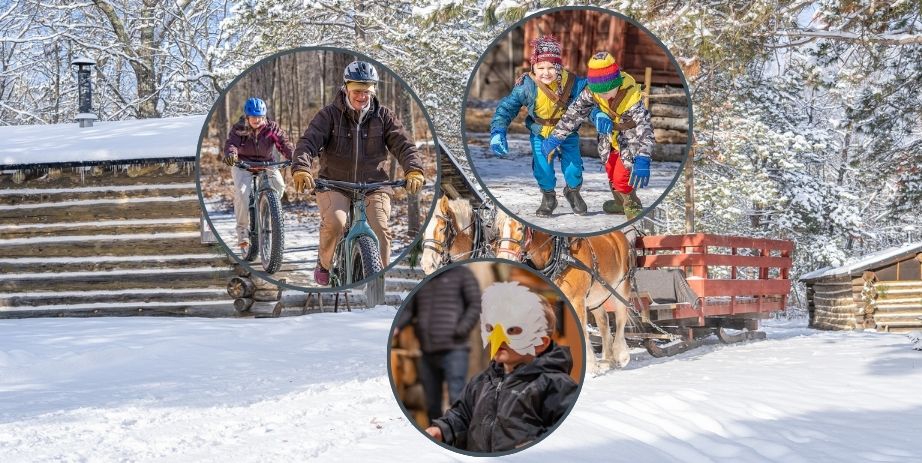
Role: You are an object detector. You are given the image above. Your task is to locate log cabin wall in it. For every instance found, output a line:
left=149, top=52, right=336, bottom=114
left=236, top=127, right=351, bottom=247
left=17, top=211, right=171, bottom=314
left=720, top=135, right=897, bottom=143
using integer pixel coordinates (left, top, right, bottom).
left=867, top=254, right=922, bottom=333
left=0, top=159, right=239, bottom=318
left=805, top=249, right=922, bottom=332
left=808, top=276, right=865, bottom=331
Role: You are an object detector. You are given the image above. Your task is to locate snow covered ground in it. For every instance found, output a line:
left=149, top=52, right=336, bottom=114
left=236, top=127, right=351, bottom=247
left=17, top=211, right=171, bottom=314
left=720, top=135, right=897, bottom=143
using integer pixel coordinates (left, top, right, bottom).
left=466, top=133, right=681, bottom=233
left=2, top=312, right=919, bottom=462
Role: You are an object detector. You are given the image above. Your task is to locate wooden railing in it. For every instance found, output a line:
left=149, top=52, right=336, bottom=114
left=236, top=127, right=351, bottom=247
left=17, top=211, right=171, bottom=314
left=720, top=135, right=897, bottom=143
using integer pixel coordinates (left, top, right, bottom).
left=636, top=234, right=794, bottom=321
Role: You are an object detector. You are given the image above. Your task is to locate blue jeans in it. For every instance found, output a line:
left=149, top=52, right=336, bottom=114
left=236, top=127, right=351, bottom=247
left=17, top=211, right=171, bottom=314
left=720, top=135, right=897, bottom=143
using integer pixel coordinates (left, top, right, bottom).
left=419, top=349, right=469, bottom=422
left=529, top=132, right=583, bottom=191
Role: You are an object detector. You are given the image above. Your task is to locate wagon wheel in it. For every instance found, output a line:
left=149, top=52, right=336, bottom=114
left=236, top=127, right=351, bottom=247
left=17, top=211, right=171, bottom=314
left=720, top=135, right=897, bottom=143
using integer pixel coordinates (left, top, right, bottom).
left=716, top=327, right=767, bottom=344
left=643, top=337, right=701, bottom=358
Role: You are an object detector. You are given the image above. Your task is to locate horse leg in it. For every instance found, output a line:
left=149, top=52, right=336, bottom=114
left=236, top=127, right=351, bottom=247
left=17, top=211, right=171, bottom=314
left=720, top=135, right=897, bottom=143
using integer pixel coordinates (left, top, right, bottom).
left=558, top=273, right=599, bottom=375
left=589, top=306, right=612, bottom=366
left=604, top=278, right=632, bottom=368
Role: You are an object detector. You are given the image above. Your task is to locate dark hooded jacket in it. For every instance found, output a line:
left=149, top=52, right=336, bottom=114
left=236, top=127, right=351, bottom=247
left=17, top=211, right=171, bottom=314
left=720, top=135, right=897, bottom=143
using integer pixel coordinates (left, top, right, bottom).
left=395, top=266, right=481, bottom=353
left=292, top=89, right=423, bottom=194
left=224, top=117, right=294, bottom=162
left=432, top=342, right=578, bottom=453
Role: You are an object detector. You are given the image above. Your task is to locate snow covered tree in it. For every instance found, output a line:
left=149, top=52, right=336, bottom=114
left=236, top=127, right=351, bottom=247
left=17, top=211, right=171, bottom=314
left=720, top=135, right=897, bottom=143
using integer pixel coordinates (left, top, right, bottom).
left=0, top=0, right=228, bottom=123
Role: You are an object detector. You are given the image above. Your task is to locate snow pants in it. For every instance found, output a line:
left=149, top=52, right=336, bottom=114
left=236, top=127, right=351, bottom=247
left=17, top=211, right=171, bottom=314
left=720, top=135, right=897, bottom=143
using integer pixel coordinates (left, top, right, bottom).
left=529, top=132, right=583, bottom=191
left=232, top=166, right=285, bottom=244
left=605, top=150, right=635, bottom=194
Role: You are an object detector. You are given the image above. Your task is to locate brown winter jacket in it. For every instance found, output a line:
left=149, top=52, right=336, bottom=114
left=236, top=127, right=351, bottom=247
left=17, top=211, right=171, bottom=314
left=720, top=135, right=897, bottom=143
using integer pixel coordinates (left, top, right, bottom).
left=224, top=118, right=294, bottom=162
left=292, top=89, right=423, bottom=194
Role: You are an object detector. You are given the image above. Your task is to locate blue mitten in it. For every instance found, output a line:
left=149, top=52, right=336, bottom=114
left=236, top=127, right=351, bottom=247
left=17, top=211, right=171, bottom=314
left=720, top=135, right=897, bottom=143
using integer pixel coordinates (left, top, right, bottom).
left=490, top=131, right=508, bottom=157
left=594, top=112, right=613, bottom=135
left=629, top=155, right=651, bottom=189
left=541, top=136, right=563, bottom=158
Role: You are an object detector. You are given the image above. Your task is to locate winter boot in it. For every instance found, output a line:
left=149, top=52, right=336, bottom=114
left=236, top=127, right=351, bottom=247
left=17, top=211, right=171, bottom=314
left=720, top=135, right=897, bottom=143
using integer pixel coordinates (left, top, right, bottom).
left=563, top=185, right=587, bottom=215
left=535, top=189, right=557, bottom=217
left=602, top=189, right=624, bottom=214
left=620, top=191, right=644, bottom=220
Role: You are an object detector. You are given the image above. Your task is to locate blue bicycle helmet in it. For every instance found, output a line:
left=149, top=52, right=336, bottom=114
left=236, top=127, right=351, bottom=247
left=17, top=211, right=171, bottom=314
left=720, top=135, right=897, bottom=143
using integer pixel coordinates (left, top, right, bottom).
left=244, top=97, right=267, bottom=117
left=343, top=61, right=379, bottom=84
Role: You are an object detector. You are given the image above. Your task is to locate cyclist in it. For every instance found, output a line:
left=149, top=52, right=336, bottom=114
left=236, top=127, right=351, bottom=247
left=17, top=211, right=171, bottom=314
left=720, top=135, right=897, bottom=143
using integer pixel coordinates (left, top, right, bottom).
left=291, top=60, right=425, bottom=286
left=222, top=97, right=294, bottom=255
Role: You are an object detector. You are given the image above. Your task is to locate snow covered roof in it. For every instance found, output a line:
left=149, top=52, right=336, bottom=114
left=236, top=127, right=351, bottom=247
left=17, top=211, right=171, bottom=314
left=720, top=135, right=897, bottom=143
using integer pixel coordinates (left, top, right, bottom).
left=801, top=241, right=922, bottom=282
left=0, top=115, right=206, bottom=168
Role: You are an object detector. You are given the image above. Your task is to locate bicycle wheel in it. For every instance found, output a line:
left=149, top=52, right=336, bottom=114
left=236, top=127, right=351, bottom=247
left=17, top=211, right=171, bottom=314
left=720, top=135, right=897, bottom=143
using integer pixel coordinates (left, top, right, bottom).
left=350, top=234, right=383, bottom=283
left=257, top=189, right=285, bottom=273
left=243, top=195, right=259, bottom=262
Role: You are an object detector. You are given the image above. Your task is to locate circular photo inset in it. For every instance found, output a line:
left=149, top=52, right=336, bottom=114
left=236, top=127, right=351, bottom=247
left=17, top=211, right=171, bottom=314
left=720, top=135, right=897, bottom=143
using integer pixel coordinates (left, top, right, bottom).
left=197, top=47, right=438, bottom=290
left=389, top=259, right=585, bottom=456
left=463, top=7, right=692, bottom=234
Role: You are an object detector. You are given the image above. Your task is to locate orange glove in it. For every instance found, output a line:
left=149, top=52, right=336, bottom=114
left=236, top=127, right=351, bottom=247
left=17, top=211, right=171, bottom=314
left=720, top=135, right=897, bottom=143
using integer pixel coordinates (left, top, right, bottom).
left=293, top=171, right=315, bottom=193
left=405, top=170, right=424, bottom=195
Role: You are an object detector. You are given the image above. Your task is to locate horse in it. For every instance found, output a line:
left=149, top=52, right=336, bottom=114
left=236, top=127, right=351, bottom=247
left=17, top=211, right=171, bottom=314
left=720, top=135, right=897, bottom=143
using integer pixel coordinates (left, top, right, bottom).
left=494, top=210, right=634, bottom=372
left=420, top=196, right=491, bottom=275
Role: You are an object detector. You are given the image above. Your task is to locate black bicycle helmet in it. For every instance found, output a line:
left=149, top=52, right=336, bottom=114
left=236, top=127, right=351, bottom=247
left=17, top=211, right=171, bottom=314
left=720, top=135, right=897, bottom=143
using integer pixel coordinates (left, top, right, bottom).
left=343, top=60, right=379, bottom=84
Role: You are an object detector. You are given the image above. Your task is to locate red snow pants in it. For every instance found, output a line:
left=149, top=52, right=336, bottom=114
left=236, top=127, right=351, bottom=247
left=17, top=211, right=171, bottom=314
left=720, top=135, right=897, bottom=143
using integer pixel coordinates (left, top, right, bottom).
left=605, top=150, right=634, bottom=194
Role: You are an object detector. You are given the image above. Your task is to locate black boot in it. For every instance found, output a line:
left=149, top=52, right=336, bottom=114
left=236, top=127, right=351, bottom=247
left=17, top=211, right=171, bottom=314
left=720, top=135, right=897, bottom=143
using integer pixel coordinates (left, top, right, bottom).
left=563, top=185, right=587, bottom=215
left=535, top=189, right=557, bottom=217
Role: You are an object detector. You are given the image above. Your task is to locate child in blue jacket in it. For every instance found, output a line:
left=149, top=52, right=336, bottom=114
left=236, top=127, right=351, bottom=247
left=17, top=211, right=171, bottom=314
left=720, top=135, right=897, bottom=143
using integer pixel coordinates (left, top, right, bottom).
left=489, top=36, right=607, bottom=217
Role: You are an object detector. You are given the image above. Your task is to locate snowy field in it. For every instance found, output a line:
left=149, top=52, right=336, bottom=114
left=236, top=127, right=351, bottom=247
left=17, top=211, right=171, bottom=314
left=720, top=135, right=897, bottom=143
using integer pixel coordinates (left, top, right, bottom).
left=2, top=311, right=920, bottom=462
left=466, top=133, right=681, bottom=233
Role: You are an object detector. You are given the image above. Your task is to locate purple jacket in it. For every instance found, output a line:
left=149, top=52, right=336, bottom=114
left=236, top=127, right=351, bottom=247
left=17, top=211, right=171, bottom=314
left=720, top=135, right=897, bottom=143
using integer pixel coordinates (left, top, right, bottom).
left=224, top=118, right=294, bottom=162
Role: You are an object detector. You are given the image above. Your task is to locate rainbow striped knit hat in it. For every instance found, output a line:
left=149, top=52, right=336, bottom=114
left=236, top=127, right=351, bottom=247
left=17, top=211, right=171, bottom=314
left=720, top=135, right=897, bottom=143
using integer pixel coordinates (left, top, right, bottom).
left=586, top=52, right=624, bottom=94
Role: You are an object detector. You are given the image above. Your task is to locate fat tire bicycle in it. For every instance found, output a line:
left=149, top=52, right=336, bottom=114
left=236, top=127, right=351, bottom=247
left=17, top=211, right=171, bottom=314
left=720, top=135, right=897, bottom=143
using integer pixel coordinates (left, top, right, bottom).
left=235, top=159, right=290, bottom=274
left=315, top=178, right=407, bottom=287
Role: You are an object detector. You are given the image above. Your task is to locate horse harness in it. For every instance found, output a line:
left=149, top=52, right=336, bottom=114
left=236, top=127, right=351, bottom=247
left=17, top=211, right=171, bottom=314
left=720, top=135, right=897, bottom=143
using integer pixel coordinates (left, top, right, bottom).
left=422, top=207, right=492, bottom=267
left=511, top=226, right=639, bottom=316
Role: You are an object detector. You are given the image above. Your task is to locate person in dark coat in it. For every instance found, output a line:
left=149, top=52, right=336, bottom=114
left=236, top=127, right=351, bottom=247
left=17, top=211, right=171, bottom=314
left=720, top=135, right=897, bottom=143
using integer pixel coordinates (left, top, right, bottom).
left=290, top=60, right=425, bottom=285
left=426, top=281, right=578, bottom=453
left=395, top=265, right=481, bottom=422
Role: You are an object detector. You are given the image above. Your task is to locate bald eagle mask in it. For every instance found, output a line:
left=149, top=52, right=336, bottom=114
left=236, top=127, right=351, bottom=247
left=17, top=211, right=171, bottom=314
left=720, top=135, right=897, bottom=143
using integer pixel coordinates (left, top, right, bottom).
left=480, top=282, right=549, bottom=359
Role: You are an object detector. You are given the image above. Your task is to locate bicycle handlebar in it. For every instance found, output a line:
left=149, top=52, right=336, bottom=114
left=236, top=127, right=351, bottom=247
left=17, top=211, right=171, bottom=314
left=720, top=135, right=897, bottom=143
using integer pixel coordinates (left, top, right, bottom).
left=315, top=179, right=408, bottom=190
left=236, top=160, right=292, bottom=170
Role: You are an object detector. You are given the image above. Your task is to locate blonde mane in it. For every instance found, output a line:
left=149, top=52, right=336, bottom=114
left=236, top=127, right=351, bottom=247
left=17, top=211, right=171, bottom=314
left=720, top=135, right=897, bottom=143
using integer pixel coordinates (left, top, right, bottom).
left=446, top=198, right=472, bottom=231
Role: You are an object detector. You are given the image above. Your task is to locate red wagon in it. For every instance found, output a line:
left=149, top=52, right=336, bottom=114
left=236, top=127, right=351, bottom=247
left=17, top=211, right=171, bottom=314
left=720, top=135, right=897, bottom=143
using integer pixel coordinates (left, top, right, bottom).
left=628, top=233, right=794, bottom=356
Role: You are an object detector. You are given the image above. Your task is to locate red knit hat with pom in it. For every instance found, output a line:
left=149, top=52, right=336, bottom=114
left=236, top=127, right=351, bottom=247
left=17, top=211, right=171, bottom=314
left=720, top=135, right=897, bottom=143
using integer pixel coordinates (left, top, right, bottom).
left=530, top=35, right=562, bottom=65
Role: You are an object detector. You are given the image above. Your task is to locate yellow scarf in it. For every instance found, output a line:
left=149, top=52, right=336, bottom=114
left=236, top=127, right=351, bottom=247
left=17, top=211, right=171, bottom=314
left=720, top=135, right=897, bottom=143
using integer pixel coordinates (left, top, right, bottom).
left=534, top=70, right=571, bottom=138
left=591, top=72, right=642, bottom=150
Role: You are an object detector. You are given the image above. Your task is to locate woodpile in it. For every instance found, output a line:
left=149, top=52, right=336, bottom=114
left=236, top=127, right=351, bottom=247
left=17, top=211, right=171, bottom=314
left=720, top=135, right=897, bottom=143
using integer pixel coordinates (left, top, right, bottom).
left=391, top=326, right=428, bottom=427
left=0, top=160, right=238, bottom=318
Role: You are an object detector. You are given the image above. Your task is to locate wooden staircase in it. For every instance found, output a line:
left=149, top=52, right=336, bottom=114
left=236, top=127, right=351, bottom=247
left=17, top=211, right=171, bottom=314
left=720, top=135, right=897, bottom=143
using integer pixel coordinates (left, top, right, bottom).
left=0, top=160, right=238, bottom=318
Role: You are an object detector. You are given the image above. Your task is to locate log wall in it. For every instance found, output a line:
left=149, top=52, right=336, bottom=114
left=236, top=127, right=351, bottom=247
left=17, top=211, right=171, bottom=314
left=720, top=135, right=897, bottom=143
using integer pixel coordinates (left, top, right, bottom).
left=870, top=280, right=922, bottom=333
left=808, top=277, right=866, bottom=331
left=0, top=160, right=238, bottom=318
